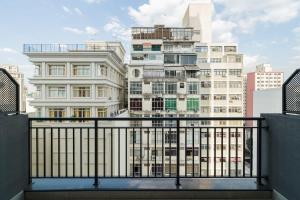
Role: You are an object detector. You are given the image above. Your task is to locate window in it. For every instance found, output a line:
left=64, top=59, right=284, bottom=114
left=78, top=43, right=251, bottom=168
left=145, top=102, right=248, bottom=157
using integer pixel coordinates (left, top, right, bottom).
left=152, top=45, right=161, bottom=51
left=132, top=44, right=143, bottom=51
left=132, top=69, right=140, bottom=78
left=224, top=46, right=237, bottom=52
left=180, top=82, right=185, bottom=88
left=72, top=65, right=90, bottom=76
left=198, top=58, right=208, bottom=63
left=181, top=55, right=197, bottom=65
left=214, top=81, right=227, bottom=88
left=229, top=94, right=242, bottom=101
left=36, top=108, right=42, bottom=118
left=35, top=86, right=41, bottom=98
left=151, top=164, right=163, bottom=176
left=201, top=94, right=210, bottom=100
left=165, top=70, right=176, bottom=78
left=195, top=46, right=208, bottom=52
left=72, top=108, right=91, bottom=118
left=97, top=108, right=107, bottom=117
left=164, top=45, right=173, bottom=51
left=201, top=106, right=210, bottom=113
left=211, top=58, right=222, bottom=63
left=48, top=108, right=65, bottom=118
left=211, top=46, right=222, bottom=52
left=165, top=147, right=177, bottom=156
left=130, top=131, right=141, bottom=144
left=229, top=81, right=242, bottom=88
left=214, top=69, right=227, bottom=76
left=199, top=69, right=211, bottom=76
left=73, top=86, right=91, bottom=97
left=229, top=69, right=242, bottom=76
left=35, top=65, right=41, bottom=76
left=130, top=164, right=141, bottom=177
left=186, top=147, right=199, bottom=156
left=186, top=70, right=197, bottom=78
left=164, top=54, right=179, bottom=64
left=187, top=98, right=199, bottom=111
left=97, top=86, right=108, bottom=97
left=48, top=86, right=66, bottom=98
left=48, top=65, right=65, bottom=76
left=152, top=98, right=163, bottom=111
left=152, top=82, right=164, bottom=94
left=229, top=107, right=242, bottom=113
left=165, top=82, right=177, bottom=94
left=214, top=94, right=226, bottom=100
left=152, top=114, right=163, bottom=127
left=130, top=82, right=142, bottom=94
left=165, top=98, right=176, bottom=111
left=214, top=107, right=227, bottom=113
left=165, top=132, right=177, bottom=144
left=201, top=81, right=211, bottom=88
left=187, top=82, right=198, bottom=94
left=99, top=65, right=108, bottom=76
left=130, top=98, right=142, bottom=111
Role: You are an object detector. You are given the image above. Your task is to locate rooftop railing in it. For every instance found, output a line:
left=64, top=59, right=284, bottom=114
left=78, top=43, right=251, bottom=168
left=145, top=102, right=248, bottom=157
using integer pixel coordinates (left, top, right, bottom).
left=28, top=117, right=264, bottom=187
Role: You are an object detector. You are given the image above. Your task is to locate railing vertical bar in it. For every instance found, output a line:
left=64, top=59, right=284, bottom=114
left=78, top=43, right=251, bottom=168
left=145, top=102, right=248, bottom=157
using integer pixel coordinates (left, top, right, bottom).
left=36, top=128, right=39, bottom=177
left=28, top=120, right=32, bottom=183
left=192, top=127, right=195, bottom=177
left=199, top=128, right=202, bottom=177
left=169, top=128, right=171, bottom=177
left=243, top=126, right=246, bottom=177
left=133, top=128, right=135, bottom=177
left=72, top=128, right=75, bottom=178
left=118, top=128, right=121, bottom=177
left=125, top=128, right=128, bottom=177
left=176, top=119, right=180, bottom=186
left=221, top=127, right=224, bottom=177
left=140, top=127, right=142, bottom=177
left=235, top=127, right=238, bottom=177
left=80, top=128, right=82, bottom=177
left=58, top=127, right=61, bottom=177
left=87, top=128, right=90, bottom=177
left=111, top=128, right=113, bottom=177
left=50, top=128, right=53, bottom=177
left=161, top=128, right=165, bottom=177
left=154, top=127, right=156, bottom=177
left=147, top=128, right=149, bottom=177
left=185, top=127, right=187, bottom=177
left=65, top=128, right=68, bottom=177
left=228, top=128, right=231, bottom=177
left=103, top=128, right=106, bottom=177
left=250, top=128, right=253, bottom=177
left=214, top=127, right=216, bottom=177
left=94, top=120, right=99, bottom=186
left=257, top=119, right=262, bottom=185
left=206, top=128, right=209, bottom=177
left=43, top=128, right=46, bottom=177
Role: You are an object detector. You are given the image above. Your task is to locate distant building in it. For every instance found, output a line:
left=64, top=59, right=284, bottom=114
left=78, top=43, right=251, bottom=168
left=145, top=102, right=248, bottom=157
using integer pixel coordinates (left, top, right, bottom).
left=246, top=64, right=283, bottom=118
left=23, top=41, right=126, bottom=118
left=0, top=64, right=27, bottom=112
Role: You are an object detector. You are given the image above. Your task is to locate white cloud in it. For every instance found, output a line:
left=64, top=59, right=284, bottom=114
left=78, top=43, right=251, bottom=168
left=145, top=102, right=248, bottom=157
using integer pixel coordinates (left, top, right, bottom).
left=62, top=6, right=72, bottom=14
left=84, top=0, right=104, bottom=4
left=293, top=26, right=300, bottom=33
left=104, top=17, right=131, bottom=41
left=212, top=19, right=237, bottom=42
left=74, top=8, right=83, bottom=16
left=63, top=26, right=99, bottom=35
left=0, top=48, right=19, bottom=54
left=243, top=54, right=268, bottom=72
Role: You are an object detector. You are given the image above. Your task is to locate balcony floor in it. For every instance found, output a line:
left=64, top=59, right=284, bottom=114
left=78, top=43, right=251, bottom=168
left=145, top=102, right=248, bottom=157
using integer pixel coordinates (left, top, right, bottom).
left=27, top=178, right=269, bottom=191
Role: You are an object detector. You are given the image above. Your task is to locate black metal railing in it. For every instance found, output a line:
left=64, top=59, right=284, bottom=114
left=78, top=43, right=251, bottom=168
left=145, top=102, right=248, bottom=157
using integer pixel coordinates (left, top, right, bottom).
left=283, top=68, right=300, bottom=115
left=28, top=117, right=264, bottom=186
left=0, top=68, right=19, bottom=113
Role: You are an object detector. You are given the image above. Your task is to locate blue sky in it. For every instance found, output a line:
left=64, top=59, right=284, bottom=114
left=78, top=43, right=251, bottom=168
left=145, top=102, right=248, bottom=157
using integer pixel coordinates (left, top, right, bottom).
left=0, top=0, right=300, bottom=91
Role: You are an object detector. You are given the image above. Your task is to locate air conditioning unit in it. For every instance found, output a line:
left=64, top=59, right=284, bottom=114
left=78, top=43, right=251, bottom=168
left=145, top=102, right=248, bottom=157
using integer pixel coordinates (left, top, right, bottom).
left=206, top=74, right=211, bottom=77
left=156, top=110, right=161, bottom=113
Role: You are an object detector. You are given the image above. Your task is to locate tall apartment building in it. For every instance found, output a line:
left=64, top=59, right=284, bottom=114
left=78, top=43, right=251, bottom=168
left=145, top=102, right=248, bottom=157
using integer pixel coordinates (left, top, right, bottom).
left=24, top=41, right=126, bottom=118
left=246, top=64, right=284, bottom=118
left=0, top=64, right=27, bottom=112
left=128, top=1, right=245, bottom=177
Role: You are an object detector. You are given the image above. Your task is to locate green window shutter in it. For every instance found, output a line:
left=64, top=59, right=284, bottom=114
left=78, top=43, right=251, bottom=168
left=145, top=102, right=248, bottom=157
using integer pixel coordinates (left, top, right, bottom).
left=187, top=98, right=199, bottom=111
left=165, top=98, right=176, bottom=111
left=152, top=45, right=161, bottom=51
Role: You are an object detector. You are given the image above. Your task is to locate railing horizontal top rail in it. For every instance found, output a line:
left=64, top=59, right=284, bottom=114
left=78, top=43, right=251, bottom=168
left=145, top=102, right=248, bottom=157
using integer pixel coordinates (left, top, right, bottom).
left=29, top=117, right=265, bottom=121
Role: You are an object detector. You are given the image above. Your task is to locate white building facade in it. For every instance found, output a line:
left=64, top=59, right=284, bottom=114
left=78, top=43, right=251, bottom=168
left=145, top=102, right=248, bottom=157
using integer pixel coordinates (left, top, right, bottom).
left=24, top=41, right=126, bottom=118
left=128, top=2, right=245, bottom=177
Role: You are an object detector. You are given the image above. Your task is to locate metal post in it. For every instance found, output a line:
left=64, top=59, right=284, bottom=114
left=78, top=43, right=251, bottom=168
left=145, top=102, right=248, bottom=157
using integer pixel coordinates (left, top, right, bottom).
left=257, top=119, right=262, bottom=185
left=94, top=119, right=99, bottom=186
left=176, top=119, right=181, bottom=187
left=28, top=119, right=32, bottom=184
left=282, top=84, right=286, bottom=114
